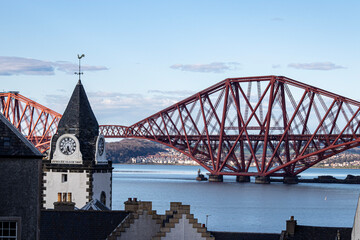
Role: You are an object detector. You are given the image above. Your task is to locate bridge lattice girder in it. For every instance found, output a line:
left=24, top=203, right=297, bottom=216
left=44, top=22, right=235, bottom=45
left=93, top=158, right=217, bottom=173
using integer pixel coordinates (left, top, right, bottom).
left=100, top=76, right=360, bottom=176
left=2, top=76, right=360, bottom=177
left=0, top=92, right=62, bottom=153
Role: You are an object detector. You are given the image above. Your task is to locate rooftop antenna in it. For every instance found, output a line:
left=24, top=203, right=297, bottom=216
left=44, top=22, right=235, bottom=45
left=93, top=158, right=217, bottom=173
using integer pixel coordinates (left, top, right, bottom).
left=75, top=54, right=85, bottom=81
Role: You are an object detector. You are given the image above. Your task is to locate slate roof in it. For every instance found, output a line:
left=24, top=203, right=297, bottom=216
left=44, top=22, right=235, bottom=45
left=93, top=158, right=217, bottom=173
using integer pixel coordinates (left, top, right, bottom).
left=81, top=199, right=110, bottom=211
left=57, top=80, right=99, bottom=135
left=40, top=210, right=128, bottom=240
left=211, top=231, right=280, bottom=240
left=287, top=225, right=352, bottom=240
left=0, top=113, right=42, bottom=157
left=49, top=80, right=99, bottom=162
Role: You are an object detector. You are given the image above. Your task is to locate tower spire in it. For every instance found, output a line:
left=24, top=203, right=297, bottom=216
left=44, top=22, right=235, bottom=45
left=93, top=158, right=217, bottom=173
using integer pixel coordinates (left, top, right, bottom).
left=75, top=54, right=85, bottom=82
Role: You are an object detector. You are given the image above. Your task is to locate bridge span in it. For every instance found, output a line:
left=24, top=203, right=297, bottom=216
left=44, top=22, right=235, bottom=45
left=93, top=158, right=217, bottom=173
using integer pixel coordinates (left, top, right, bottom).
left=2, top=76, right=360, bottom=179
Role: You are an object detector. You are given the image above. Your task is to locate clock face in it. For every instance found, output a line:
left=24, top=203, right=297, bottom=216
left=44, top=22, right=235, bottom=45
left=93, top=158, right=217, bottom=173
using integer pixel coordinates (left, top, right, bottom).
left=98, top=137, right=105, bottom=156
left=59, top=137, right=76, bottom=155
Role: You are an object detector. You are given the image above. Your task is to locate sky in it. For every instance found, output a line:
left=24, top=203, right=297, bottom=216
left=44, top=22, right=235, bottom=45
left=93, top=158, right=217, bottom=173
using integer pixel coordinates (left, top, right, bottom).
left=0, top=1, right=359, bottom=126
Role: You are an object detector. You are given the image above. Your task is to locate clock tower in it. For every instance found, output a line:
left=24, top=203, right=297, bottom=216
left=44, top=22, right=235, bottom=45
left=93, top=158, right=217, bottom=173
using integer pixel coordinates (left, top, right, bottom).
left=42, top=80, right=112, bottom=209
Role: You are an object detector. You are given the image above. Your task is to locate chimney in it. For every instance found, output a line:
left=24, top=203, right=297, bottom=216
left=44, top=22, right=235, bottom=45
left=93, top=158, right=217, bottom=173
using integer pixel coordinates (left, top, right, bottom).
left=124, top=198, right=140, bottom=212
left=53, top=201, right=75, bottom=211
left=124, top=198, right=152, bottom=212
left=286, top=216, right=297, bottom=236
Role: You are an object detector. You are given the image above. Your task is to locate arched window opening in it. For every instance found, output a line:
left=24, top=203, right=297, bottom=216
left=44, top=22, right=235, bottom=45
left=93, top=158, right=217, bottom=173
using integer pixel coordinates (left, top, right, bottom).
left=100, top=191, right=106, bottom=206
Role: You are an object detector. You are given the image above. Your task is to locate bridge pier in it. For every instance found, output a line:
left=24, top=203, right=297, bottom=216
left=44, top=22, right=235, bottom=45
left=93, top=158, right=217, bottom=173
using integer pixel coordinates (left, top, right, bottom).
left=283, top=176, right=299, bottom=184
left=236, top=176, right=250, bottom=183
left=255, top=176, right=270, bottom=184
left=208, top=174, right=223, bottom=182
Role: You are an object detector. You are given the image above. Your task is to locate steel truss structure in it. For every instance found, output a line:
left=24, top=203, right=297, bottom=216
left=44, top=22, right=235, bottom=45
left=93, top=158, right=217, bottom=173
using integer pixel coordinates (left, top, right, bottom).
left=0, top=92, right=61, bottom=153
left=101, top=76, right=360, bottom=177
left=2, top=76, right=360, bottom=176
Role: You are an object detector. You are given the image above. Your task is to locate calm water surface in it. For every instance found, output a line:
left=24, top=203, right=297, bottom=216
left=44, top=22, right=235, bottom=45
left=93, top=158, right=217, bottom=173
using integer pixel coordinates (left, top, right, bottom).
left=112, top=164, right=360, bottom=233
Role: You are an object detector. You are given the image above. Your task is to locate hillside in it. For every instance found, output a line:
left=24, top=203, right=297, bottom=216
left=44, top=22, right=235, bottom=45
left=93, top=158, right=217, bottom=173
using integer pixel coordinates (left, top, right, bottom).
left=106, top=139, right=169, bottom=163
left=105, top=139, right=360, bottom=168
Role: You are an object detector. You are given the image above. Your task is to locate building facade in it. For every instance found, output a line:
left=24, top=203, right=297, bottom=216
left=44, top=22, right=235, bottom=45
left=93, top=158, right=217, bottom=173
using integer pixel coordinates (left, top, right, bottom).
left=0, top=113, right=43, bottom=239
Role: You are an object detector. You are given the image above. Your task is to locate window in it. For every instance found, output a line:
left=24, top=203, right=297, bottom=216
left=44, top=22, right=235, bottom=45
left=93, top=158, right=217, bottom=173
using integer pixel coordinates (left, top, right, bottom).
left=61, top=174, right=67, bottom=182
left=100, top=191, right=106, bottom=206
left=0, top=218, right=20, bottom=239
left=3, top=137, right=10, bottom=147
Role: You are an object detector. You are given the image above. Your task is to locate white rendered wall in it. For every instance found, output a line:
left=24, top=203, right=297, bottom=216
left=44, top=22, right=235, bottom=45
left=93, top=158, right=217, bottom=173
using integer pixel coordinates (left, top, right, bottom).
left=43, top=170, right=88, bottom=209
left=164, top=214, right=206, bottom=240
left=117, top=212, right=161, bottom=240
left=92, top=172, right=112, bottom=209
left=352, top=196, right=360, bottom=240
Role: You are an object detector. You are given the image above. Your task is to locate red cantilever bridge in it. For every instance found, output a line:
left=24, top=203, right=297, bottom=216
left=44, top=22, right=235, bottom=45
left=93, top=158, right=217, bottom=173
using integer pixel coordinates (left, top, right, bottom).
left=2, top=76, right=360, bottom=178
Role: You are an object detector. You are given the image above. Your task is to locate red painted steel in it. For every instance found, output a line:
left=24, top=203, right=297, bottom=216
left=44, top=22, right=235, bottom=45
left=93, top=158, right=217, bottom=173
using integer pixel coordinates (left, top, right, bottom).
left=100, top=76, right=360, bottom=177
left=2, top=76, right=360, bottom=177
left=0, top=92, right=62, bottom=153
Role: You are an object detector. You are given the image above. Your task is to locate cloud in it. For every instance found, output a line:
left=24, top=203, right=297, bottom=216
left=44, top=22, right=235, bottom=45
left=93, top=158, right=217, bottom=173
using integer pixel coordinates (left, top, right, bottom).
left=44, top=94, right=71, bottom=114
left=272, top=64, right=281, bottom=69
left=0, top=57, right=54, bottom=76
left=148, top=89, right=195, bottom=96
left=86, top=91, right=187, bottom=125
left=87, top=91, right=180, bottom=110
left=0, top=56, right=108, bottom=76
left=288, top=62, right=345, bottom=71
left=170, top=62, right=240, bottom=73
left=53, top=61, right=108, bottom=74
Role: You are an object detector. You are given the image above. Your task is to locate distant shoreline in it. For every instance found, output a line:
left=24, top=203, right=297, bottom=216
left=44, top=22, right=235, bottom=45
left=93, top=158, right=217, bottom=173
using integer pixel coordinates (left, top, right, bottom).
left=112, top=162, right=360, bottom=169
left=113, top=163, right=199, bottom=166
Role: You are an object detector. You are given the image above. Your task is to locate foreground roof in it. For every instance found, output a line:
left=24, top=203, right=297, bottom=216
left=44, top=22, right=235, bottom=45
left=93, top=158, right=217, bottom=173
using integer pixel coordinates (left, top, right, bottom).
left=211, top=231, right=280, bottom=240
left=40, top=210, right=128, bottom=240
left=287, top=225, right=351, bottom=240
left=0, top=113, right=42, bottom=157
left=80, top=199, right=110, bottom=211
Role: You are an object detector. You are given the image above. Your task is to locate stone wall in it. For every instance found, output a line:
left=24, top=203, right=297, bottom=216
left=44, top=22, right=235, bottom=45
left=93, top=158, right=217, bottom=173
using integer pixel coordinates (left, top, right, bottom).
left=0, top=157, right=41, bottom=239
left=117, top=212, right=161, bottom=240
left=163, top=215, right=207, bottom=240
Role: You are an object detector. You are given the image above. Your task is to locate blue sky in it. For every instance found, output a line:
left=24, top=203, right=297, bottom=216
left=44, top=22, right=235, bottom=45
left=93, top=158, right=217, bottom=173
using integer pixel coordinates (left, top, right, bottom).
left=0, top=1, right=359, bottom=125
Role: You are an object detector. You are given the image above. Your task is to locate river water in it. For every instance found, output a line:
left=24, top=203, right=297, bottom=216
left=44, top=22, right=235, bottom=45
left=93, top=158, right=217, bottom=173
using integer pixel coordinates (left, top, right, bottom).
left=111, top=164, right=360, bottom=233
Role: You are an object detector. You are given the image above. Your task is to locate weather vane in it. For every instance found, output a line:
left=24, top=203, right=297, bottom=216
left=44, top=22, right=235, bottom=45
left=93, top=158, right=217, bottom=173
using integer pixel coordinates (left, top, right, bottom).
left=75, top=54, right=85, bottom=81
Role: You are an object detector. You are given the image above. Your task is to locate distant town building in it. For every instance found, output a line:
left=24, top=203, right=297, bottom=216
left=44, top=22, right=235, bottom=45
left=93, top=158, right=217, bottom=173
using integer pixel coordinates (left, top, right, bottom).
left=42, top=80, right=112, bottom=209
left=130, top=148, right=199, bottom=165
